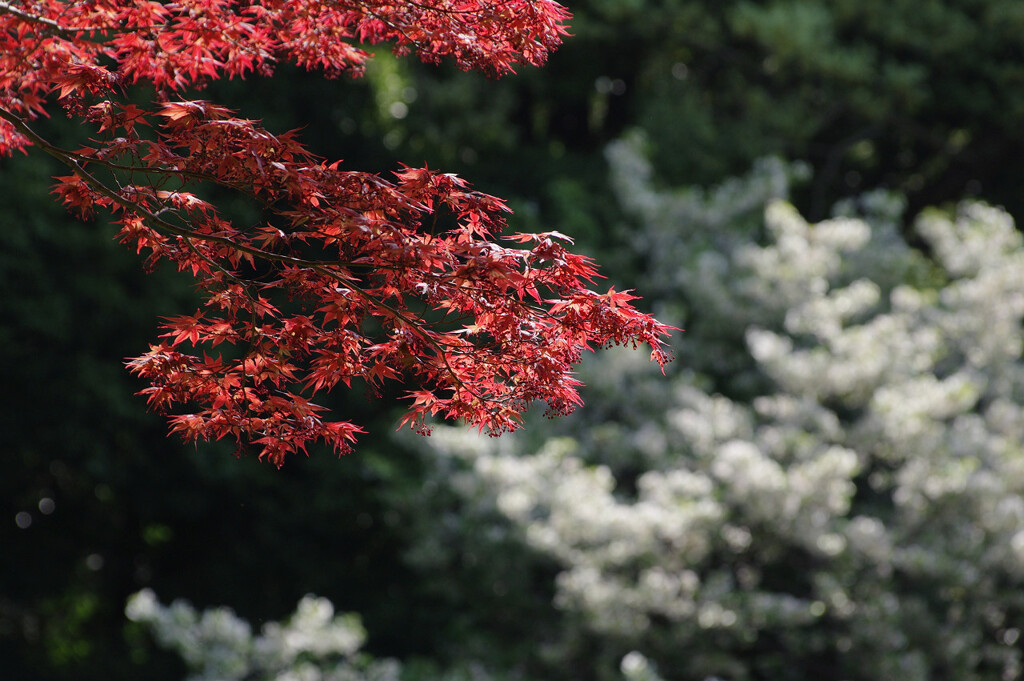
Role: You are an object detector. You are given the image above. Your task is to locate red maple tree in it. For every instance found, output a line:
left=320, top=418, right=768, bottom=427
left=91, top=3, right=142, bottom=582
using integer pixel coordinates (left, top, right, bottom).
left=0, top=0, right=672, bottom=465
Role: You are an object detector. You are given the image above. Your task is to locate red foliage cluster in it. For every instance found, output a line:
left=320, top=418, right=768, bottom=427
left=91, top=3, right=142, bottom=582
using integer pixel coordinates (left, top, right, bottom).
left=0, top=0, right=672, bottom=465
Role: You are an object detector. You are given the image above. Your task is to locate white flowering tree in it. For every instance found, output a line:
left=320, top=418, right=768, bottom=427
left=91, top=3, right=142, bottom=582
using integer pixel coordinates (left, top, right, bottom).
left=128, top=138, right=1024, bottom=681
left=125, top=590, right=401, bottom=681
left=124, top=589, right=530, bottom=681
left=404, top=135, right=1024, bottom=681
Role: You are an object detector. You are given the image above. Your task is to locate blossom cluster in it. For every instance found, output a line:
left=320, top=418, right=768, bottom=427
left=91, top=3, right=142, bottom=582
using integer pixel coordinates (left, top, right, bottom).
left=125, top=589, right=401, bottom=681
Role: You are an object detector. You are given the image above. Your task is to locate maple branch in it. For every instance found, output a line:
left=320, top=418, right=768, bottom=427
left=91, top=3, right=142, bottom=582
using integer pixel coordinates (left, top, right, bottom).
left=0, top=0, right=109, bottom=34
left=2, top=110, right=461, bottom=340
left=58, top=149, right=230, bottom=194
left=0, top=106, right=504, bottom=394
left=398, top=0, right=519, bottom=17
left=0, top=0, right=66, bottom=30
left=1, top=106, right=314, bottom=266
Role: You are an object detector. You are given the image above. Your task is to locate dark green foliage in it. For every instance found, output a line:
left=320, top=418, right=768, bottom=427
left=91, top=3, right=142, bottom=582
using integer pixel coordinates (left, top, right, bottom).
left=5, top=0, right=1024, bottom=678
left=0, top=145, right=194, bottom=680
left=0, top=143, right=422, bottom=679
left=368, top=0, right=1024, bottom=231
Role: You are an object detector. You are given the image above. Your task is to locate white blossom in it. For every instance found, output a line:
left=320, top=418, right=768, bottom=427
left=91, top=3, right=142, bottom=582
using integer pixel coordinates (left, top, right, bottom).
left=125, top=591, right=400, bottom=681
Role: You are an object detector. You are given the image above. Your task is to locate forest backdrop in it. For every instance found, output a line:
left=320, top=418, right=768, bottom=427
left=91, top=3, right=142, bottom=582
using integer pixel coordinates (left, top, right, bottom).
left=4, top=0, right=1024, bottom=679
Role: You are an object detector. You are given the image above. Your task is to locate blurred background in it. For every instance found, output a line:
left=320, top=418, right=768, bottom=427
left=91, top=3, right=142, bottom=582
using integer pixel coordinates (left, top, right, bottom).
left=4, top=1, right=1024, bottom=679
